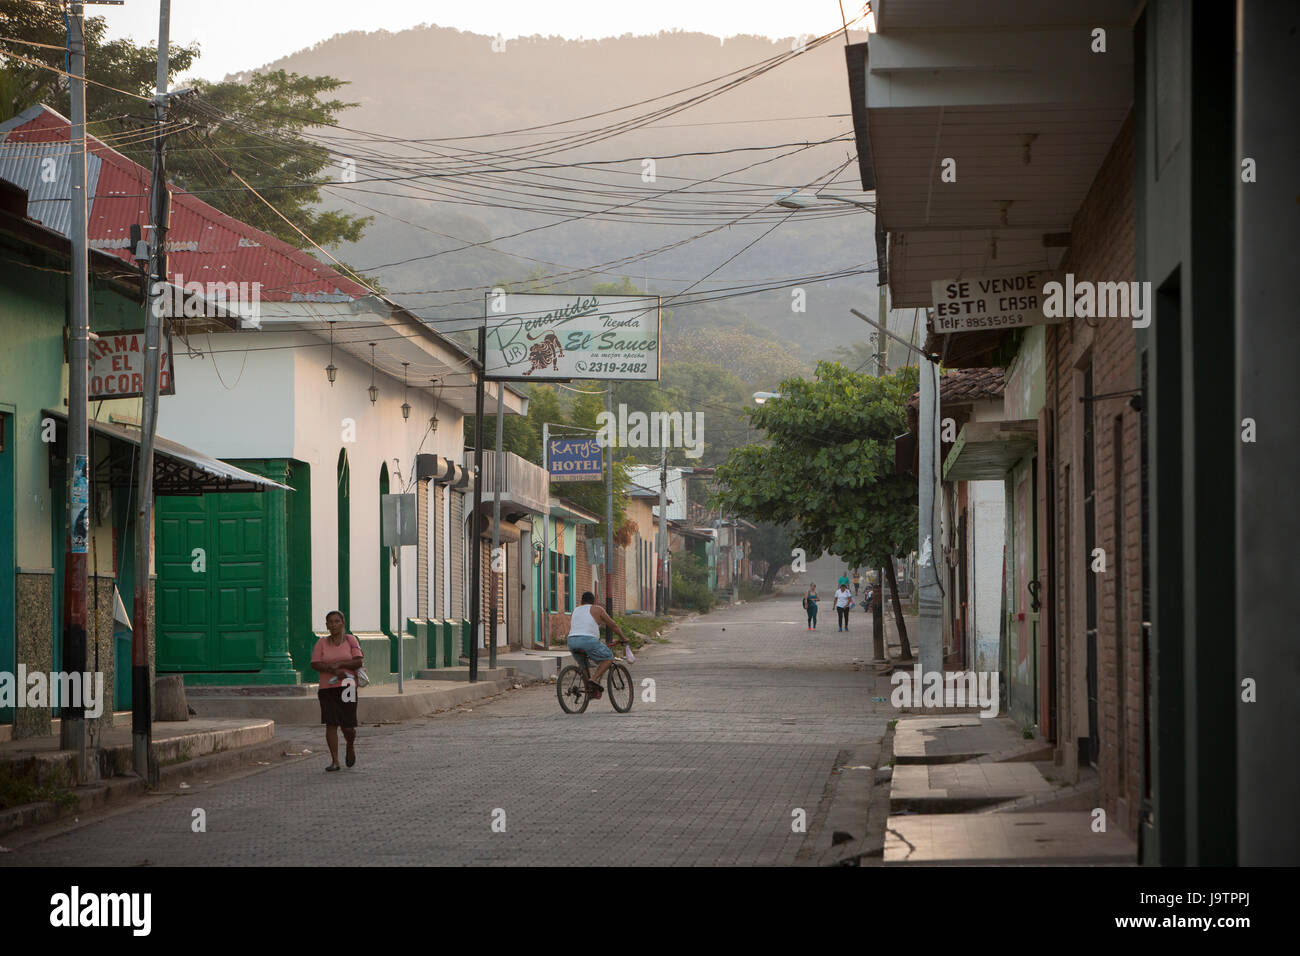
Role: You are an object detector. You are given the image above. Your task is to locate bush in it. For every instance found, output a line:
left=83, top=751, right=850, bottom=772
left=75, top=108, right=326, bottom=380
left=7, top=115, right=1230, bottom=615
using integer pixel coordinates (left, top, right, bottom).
left=671, top=553, right=717, bottom=613
left=737, top=581, right=763, bottom=601
left=614, top=614, right=672, bottom=649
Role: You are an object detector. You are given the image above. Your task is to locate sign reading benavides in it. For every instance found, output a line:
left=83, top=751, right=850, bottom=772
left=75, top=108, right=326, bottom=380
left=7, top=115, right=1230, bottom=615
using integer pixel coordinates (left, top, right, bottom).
left=482, top=291, right=660, bottom=381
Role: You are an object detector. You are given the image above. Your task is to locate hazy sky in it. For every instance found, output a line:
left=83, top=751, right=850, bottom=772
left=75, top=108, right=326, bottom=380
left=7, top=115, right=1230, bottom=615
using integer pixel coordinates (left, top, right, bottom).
left=97, top=1, right=855, bottom=80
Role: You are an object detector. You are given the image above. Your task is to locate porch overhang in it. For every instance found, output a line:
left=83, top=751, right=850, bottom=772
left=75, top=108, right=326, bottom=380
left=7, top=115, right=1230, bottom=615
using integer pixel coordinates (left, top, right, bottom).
left=850, top=0, right=1136, bottom=308
left=942, top=419, right=1038, bottom=481
left=47, top=411, right=291, bottom=494
left=548, top=499, right=602, bottom=525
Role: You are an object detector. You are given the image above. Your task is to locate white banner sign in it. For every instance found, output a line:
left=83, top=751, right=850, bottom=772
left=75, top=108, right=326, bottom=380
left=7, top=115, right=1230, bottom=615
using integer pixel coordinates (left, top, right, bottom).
left=930, top=271, right=1058, bottom=333
left=88, top=330, right=174, bottom=400
left=483, top=293, right=660, bottom=381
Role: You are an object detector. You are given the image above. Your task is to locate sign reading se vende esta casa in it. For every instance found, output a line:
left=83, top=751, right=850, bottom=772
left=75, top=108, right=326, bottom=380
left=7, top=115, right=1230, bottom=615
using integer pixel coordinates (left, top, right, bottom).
left=930, top=271, right=1060, bottom=333
left=88, top=330, right=175, bottom=400
left=483, top=292, right=660, bottom=381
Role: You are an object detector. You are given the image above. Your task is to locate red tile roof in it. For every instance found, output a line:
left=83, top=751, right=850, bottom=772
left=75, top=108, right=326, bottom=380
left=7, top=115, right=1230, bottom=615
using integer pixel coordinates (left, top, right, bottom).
left=0, top=105, right=370, bottom=303
left=907, top=367, right=1006, bottom=411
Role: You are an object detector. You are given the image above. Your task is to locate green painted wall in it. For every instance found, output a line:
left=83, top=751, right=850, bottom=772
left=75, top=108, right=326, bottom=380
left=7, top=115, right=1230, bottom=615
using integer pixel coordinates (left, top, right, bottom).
left=285, top=460, right=313, bottom=682
left=0, top=408, right=14, bottom=725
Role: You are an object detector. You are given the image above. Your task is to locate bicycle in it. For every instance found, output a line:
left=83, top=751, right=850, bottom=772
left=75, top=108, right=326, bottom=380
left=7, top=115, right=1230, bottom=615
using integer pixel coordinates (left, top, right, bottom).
left=557, top=643, right=634, bottom=714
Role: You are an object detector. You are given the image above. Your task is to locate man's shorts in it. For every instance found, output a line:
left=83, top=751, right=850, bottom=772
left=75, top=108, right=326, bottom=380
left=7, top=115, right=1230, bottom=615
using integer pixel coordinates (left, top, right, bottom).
left=568, top=634, right=613, bottom=663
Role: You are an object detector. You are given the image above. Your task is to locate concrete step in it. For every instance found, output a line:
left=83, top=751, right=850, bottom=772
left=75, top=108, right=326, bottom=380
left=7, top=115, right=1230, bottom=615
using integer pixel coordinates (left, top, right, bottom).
left=0, top=724, right=281, bottom=838
left=423, top=665, right=516, bottom=682
left=186, top=685, right=314, bottom=697
left=190, top=677, right=519, bottom=724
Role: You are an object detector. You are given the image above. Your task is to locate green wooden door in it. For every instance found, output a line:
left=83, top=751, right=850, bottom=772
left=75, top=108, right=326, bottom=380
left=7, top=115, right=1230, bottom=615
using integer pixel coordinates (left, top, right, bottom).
left=157, top=493, right=267, bottom=671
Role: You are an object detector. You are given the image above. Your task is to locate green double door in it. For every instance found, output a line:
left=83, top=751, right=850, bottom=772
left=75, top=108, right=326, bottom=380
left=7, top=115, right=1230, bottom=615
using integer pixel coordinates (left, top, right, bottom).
left=156, top=493, right=267, bottom=671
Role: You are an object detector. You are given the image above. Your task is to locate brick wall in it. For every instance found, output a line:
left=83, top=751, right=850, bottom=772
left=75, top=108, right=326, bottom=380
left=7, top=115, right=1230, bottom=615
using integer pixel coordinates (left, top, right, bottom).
left=1047, top=110, right=1143, bottom=840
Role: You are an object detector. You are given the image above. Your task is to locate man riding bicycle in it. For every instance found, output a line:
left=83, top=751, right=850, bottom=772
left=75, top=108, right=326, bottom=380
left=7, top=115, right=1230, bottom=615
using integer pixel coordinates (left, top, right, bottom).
left=567, top=591, right=627, bottom=699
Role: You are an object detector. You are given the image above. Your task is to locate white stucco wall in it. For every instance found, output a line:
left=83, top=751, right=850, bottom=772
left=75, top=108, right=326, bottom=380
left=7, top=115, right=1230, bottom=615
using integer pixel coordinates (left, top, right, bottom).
left=152, top=327, right=469, bottom=636
left=969, top=479, right=1005, bottom=672
left=291, top=342, right=465, bottom=634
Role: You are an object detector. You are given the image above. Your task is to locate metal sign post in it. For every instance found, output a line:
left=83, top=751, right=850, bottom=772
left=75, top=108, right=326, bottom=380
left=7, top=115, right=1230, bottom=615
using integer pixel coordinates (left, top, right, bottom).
left=381, top=493, right=417, bottom=693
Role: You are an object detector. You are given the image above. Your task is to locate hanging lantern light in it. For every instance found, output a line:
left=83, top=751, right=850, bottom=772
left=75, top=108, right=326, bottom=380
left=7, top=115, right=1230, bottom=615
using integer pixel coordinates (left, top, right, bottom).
left=325, top=322, right=337, bottom=385
left=401, top=362, right=411, bottom=421
left=428, top=378, right=439, bottom=432
left=367, top=343, right=379, bottom=405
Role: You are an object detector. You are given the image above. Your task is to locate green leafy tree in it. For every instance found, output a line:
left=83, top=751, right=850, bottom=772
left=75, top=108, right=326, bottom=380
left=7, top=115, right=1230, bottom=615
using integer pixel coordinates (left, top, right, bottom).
left=746, top=521, right=795, bottom=594
left=713, top=361, right=919, bottom=657
left=0, top=4, right=368, bottom=249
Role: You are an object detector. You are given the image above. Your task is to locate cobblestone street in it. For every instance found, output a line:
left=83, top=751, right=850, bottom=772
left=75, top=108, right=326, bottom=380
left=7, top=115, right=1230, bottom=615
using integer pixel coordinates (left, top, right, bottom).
left=4, top=579, right=893, bottom=867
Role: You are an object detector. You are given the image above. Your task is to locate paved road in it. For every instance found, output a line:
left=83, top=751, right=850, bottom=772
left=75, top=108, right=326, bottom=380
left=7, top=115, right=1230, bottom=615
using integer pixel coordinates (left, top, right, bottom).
left=4, top=586, right=890, bottom=866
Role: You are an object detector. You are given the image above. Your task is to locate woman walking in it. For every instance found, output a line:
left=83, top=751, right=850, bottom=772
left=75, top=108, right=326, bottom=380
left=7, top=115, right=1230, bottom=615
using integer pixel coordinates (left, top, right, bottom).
left=834, top=581, right=854, bottom=631
left=803, top=583, right=820, bottom=630
left=311, top=610, right=364, bottom=772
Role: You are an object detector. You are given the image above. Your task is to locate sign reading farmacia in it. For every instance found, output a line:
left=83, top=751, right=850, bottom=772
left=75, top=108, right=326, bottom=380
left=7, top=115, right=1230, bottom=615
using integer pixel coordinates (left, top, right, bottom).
left=482, top=292, right=660, bottom=381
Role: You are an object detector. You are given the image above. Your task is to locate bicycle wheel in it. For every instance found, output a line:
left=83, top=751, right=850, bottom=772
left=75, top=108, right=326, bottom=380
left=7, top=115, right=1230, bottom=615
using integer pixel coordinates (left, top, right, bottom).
left=557, top=665, right=590, bottom=714
left=606, top=662, right=634, bottom=713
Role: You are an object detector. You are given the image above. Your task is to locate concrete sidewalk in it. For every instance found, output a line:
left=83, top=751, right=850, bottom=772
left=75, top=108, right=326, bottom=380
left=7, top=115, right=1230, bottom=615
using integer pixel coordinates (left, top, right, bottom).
left=189, top=675, right=526, bottom=723
left=884, top=715, right=1138, bottom=865
left=0, top=716, right=279, bottom=838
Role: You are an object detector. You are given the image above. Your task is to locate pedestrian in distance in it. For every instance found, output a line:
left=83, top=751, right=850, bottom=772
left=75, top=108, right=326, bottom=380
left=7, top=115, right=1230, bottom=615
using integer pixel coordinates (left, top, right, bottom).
left=852, top=569, right=861, bottom=595
left=311, top=610, right=364, bottom=771
left=802, top=583, right=819, bottom=630
left=834, top=581, right=854, bottom=631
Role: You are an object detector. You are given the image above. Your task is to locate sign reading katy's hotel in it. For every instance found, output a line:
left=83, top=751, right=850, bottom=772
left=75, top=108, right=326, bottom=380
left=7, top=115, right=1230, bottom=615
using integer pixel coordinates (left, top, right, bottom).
left=930, top=271, right=1058, bottom=333
left=88, top=330, right=174, bottom=400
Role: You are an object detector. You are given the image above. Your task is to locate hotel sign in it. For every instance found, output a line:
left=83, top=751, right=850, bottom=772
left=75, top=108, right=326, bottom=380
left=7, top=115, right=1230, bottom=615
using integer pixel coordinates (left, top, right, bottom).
left=930, top=271, right=1059, bottom=333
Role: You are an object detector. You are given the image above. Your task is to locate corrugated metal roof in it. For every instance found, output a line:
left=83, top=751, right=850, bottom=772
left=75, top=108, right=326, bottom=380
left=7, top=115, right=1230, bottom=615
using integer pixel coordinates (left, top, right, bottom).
left=0, top=105, right=370, bottom=303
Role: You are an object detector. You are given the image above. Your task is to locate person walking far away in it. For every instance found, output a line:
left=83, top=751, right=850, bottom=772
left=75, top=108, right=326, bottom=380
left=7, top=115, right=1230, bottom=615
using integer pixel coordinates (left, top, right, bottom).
left=803, top=583, right=819, bottom=630
left=834, top=582, right=853, bottom=631
left=566, top=591, right=627, bottom=699
left=311, top=610, right=364, bottom=772
left=852, top=569, right=861, bottom=595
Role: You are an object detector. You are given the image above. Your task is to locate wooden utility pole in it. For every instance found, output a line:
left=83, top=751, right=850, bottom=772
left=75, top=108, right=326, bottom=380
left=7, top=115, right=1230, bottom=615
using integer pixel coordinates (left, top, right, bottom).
left=60, top=2, right=89, bottom=765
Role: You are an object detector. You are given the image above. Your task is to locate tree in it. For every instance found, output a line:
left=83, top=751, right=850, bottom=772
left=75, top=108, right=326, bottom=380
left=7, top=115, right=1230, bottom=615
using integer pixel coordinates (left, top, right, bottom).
left=0, top=5, right=368, bottom=249
left=746, top=521, right=795, bottom=594
left=713, top=361, right=919, bottom=657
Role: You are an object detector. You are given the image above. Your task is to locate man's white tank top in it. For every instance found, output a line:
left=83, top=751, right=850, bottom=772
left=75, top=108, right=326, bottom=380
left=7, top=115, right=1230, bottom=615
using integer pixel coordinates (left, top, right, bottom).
left=569, top=603, right=601, bottom=638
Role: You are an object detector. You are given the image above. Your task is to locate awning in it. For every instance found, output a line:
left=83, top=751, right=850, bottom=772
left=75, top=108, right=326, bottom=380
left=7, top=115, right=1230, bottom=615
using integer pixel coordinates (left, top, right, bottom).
left=943, top=419, right=1038, bottom=481
left=46, top=411, right=291, bottom=494
left=548, top=498, right=602, bottom=525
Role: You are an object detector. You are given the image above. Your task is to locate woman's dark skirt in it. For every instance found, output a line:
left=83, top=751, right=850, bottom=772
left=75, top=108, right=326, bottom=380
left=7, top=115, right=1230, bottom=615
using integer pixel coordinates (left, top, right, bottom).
left=318, top=686, right=358, bottom=727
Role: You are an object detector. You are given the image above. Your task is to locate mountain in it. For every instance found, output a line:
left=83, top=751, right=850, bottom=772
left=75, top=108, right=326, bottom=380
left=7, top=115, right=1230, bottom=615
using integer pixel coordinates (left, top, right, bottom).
left=251, top=24, right=919, bottom=384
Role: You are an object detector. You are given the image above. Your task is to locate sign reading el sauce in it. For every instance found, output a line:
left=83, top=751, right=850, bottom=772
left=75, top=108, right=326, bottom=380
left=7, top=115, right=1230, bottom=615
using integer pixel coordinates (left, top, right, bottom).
left=483, top=293, right=660, bottom=381
left=930, top=271, right=1060, bottom=333
left=88, top=330, right=175, bottom=400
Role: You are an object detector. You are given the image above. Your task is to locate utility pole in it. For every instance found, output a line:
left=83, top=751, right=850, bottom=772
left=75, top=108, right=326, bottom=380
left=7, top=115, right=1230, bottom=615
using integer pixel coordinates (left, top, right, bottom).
left=541, top=422, right=551, bottom=649
left=60, top=2, right=89, bottom=765
left=917, top=348, right=942, bottom=676
left=656, top=443, right=667, bottom=615
left=489, top=383, right=505, bottom=671
left=130, top=0, right=174, bottom=783
left=468, top=324, right=486, bottom=682
left=603, top=388, right=615, bottom=638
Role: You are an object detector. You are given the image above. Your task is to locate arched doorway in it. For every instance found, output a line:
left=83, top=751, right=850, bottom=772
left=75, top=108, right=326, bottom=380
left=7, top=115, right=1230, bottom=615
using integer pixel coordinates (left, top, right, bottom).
left=337, top=449, right=350, bottom=622
left=379, top=462, right=390, bottom=638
